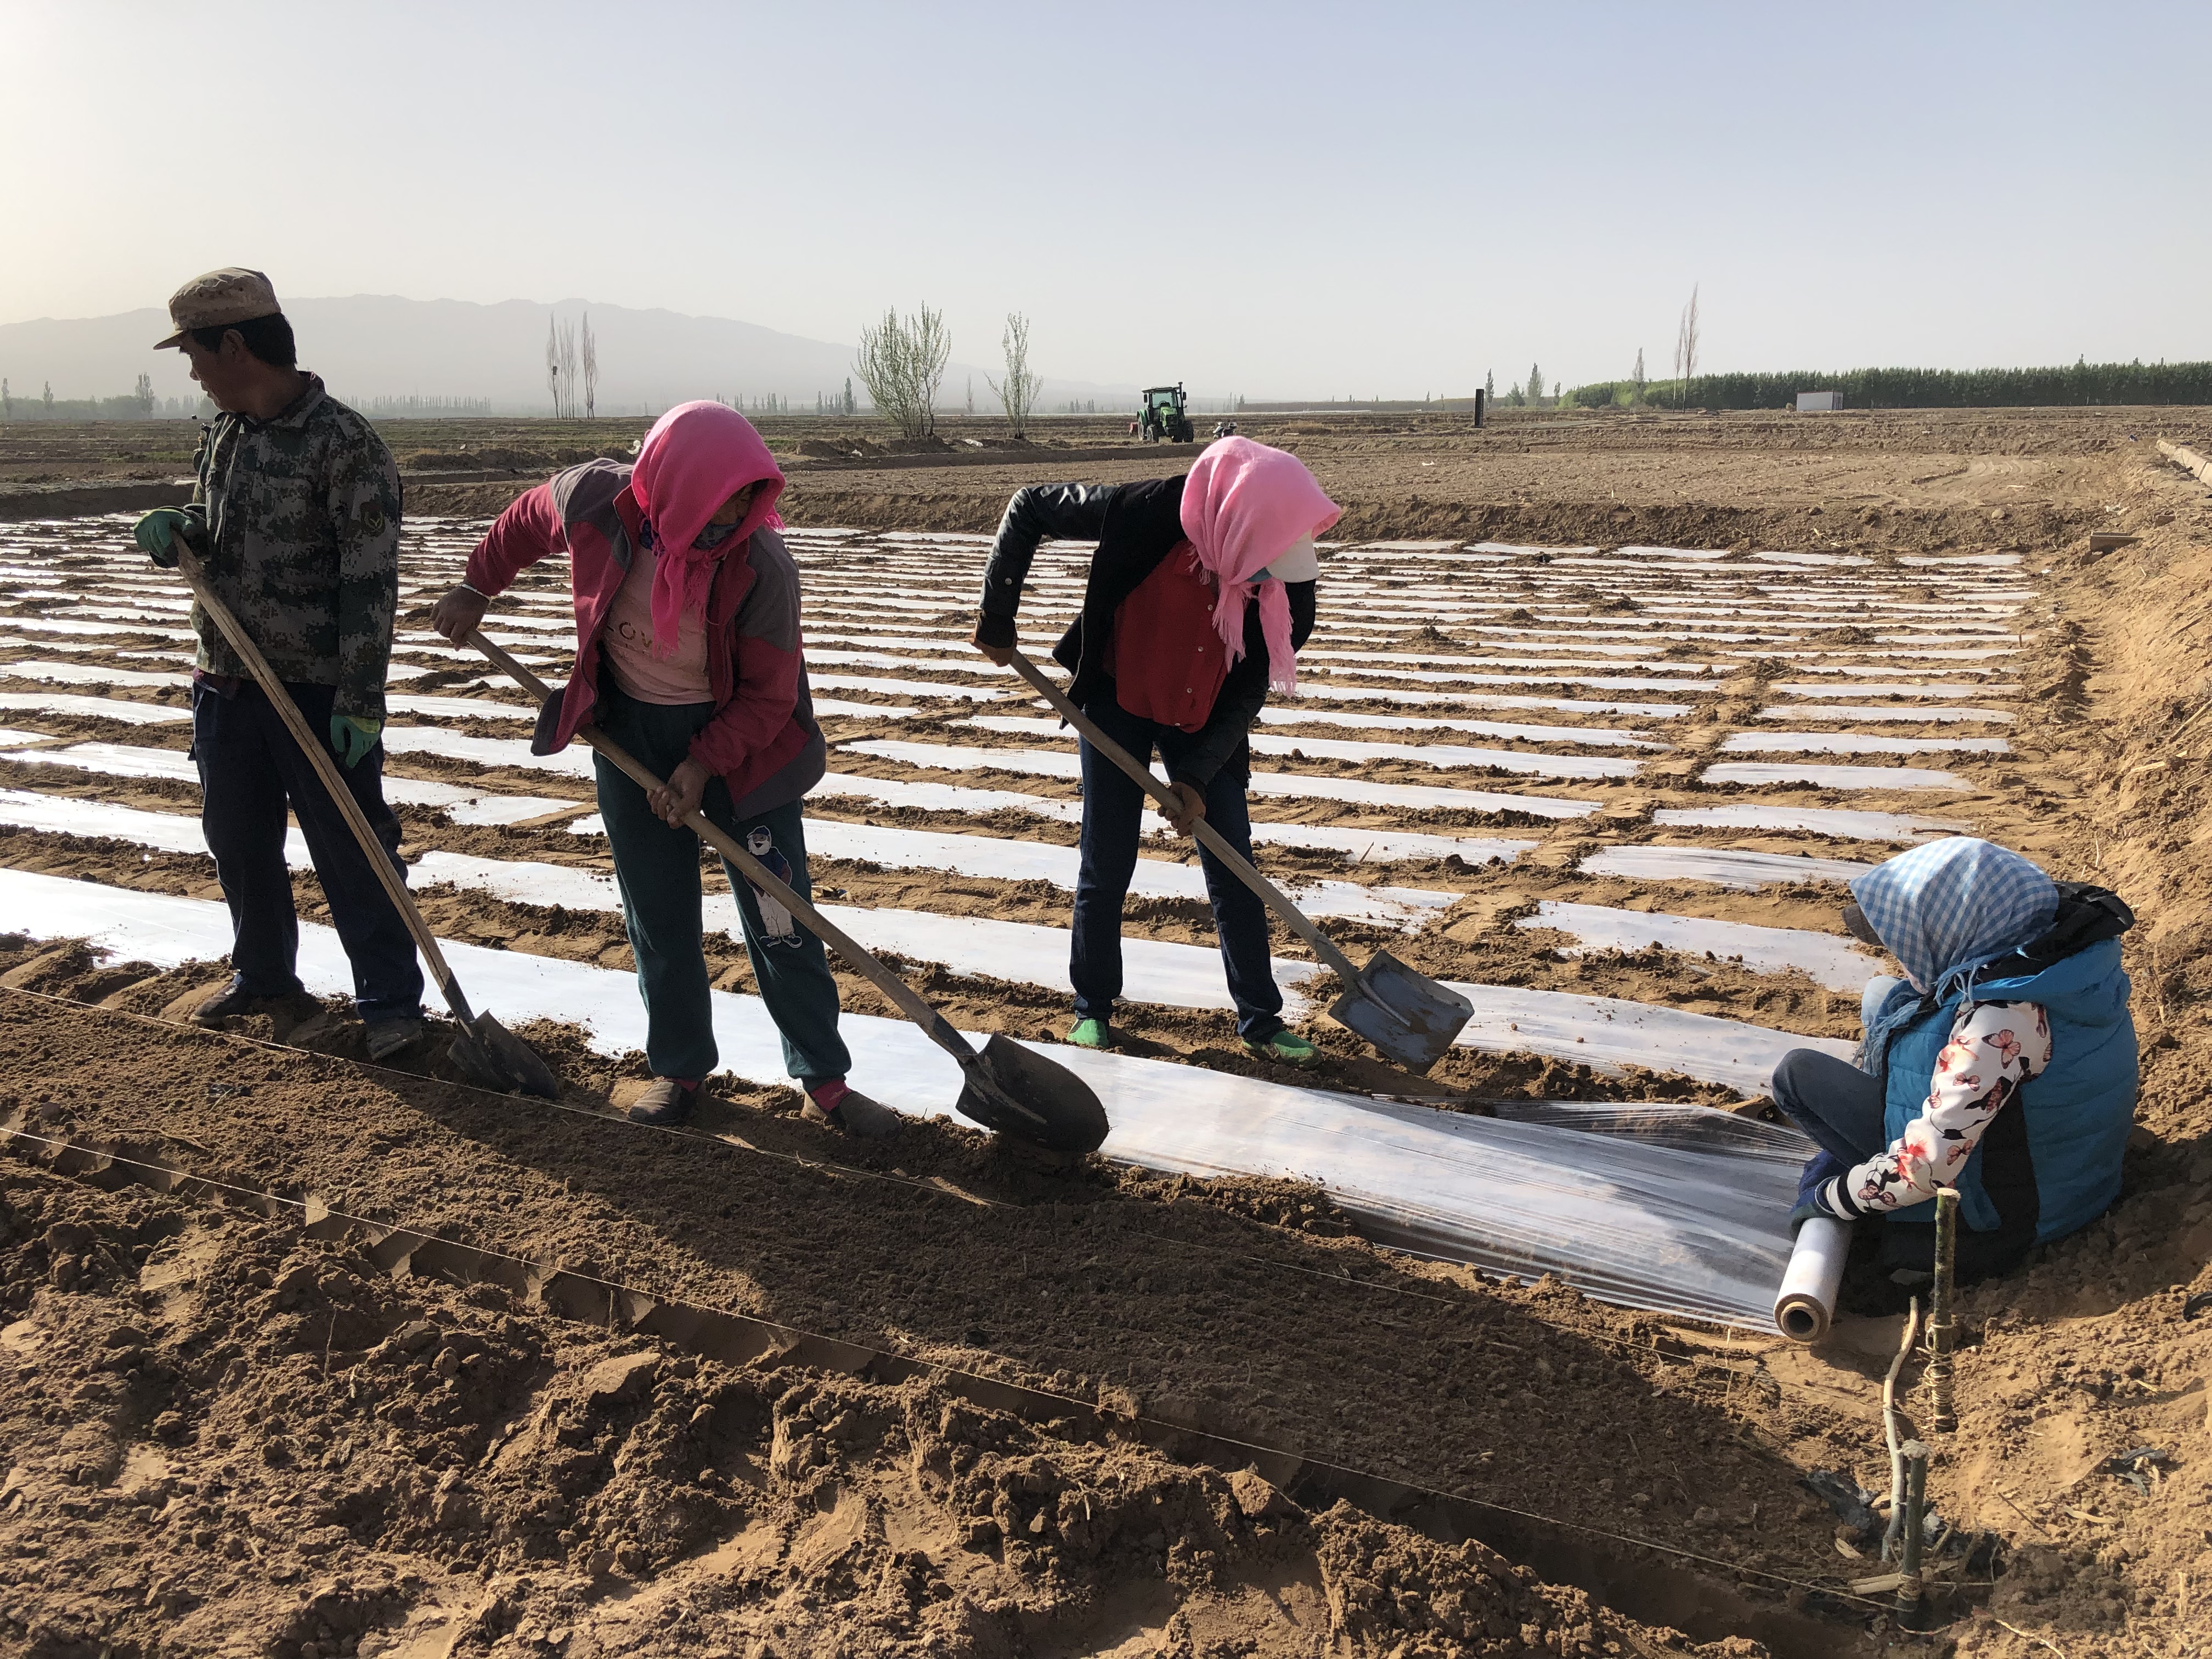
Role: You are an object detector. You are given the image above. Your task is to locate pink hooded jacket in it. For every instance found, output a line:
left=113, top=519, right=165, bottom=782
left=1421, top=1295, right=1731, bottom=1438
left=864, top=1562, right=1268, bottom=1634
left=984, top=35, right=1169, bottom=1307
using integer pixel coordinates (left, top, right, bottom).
left=462, top=404, right=825, bottom=814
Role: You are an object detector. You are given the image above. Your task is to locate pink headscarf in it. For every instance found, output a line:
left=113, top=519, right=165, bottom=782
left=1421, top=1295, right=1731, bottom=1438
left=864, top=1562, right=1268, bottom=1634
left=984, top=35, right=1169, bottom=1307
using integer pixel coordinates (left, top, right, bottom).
left=628, top=401, right=786, bottom=658
left=1178, top=436, right=1340, bottom=693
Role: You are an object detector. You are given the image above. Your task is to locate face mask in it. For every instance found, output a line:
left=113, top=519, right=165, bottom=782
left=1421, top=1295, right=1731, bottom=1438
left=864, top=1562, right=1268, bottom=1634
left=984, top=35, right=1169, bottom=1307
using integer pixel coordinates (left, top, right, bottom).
left=691, top=517, right=743, bottom=551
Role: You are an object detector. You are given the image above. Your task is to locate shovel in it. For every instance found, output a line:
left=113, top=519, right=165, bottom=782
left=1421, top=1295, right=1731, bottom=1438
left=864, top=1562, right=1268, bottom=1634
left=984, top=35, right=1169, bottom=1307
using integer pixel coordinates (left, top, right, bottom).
left=464, top=629, right=1109, bottom=1155
left=998, top=647, right=1473, bottom=1073
left=170, top=541, right=561, bottom=1099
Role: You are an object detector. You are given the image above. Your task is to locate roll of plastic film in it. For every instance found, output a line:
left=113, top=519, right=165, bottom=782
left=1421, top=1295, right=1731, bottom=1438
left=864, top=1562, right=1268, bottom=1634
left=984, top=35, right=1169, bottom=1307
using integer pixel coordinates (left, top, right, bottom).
left=1774, top=1217, right=1852, bottom=1342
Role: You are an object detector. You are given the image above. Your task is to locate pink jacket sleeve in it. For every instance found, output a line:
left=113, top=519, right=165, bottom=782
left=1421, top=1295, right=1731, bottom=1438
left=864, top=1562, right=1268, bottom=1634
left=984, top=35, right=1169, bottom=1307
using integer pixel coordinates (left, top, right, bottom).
left=686, top=551, right=803, bottom=777
left=464, top=483, right=563, bottom=596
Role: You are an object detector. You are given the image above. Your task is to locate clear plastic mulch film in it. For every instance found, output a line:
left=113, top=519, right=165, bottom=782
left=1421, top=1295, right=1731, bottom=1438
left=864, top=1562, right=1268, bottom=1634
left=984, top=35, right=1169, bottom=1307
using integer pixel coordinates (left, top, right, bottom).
left=1347, top=1097, right=1815, bottom=1330
left=1080, top=1069, right=1818, bottom=1333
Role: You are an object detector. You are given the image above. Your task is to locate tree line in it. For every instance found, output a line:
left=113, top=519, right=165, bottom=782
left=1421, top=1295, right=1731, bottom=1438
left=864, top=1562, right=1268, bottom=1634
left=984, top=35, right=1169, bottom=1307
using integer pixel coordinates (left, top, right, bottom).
left=0, top=374, right=177, bottom=420
left=1560, top=357, right=2212, bottom=410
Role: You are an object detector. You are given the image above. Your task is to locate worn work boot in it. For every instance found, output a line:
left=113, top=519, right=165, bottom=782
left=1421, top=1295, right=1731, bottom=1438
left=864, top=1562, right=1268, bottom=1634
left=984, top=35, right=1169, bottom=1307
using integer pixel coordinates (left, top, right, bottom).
left=628, top=1077, right=698, bottom=1126
left=364, top=1015, right=426, bottom=1062
left=1066, top=1015, right=1116, bottom=1050
left=1242, top=1024, right=1321, bottom=1069
left=802, top=1080, right=899, bottom=1139
left=190, top=975, right=295, bottom=1026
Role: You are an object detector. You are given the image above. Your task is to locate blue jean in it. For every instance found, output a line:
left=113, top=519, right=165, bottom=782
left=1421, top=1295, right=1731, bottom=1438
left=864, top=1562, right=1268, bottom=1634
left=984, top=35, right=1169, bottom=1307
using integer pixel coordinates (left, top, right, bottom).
left=1071, top=694, right=1284, bottom=1039
left=592, top=683, right=851, bottom=1086
left=191, top=678, right=425, bottom=1022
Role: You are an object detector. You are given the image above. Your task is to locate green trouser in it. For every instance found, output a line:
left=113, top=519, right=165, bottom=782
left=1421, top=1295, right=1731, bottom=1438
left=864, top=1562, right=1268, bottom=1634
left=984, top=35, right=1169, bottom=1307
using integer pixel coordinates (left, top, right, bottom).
left=592, top=683, right=851, bottom=1087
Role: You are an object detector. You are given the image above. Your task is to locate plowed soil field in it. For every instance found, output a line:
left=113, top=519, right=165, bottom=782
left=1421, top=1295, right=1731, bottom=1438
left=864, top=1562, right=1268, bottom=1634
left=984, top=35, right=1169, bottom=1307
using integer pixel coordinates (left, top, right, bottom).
left=2, top=408, right=2209, bottom=1659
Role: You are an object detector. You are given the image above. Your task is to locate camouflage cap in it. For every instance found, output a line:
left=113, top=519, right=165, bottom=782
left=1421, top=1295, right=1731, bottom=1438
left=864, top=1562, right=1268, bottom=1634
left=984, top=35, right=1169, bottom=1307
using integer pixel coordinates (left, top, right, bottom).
left=154, top=268, right=281, bottom=349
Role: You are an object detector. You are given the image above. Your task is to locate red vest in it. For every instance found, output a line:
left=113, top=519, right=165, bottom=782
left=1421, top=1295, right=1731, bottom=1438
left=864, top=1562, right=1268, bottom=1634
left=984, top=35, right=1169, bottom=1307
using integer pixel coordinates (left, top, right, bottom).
left=1110, top=540, right=1231, bottom=732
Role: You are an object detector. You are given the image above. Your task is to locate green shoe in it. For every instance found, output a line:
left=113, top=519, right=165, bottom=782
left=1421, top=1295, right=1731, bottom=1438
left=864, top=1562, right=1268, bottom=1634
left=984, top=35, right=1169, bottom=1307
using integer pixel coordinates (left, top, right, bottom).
left=1244, top=1026, right=1321, bottom=1069
left=1068, top=1015, right=1115, bottom=1049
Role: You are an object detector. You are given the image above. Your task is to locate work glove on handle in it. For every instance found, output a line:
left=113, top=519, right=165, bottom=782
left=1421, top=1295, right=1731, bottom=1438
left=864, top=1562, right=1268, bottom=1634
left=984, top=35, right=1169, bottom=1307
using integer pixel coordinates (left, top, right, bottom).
left=330, top=715, right=383, bottom=769
left=133, top=506, right=199, bottom=567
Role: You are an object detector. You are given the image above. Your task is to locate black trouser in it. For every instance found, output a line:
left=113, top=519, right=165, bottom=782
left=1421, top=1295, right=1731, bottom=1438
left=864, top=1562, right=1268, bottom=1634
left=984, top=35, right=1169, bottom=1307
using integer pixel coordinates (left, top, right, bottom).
left=191, top=679, right=424, bottom=1023
left=1071, top=694, right=1284, bottom=1038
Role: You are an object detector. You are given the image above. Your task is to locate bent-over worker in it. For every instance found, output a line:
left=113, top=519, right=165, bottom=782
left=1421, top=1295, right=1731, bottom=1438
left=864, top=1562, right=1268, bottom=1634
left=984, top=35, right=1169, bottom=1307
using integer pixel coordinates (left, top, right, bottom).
left=132, top=268, right=425, bottom=1058
left=969, top=436, right=1338, bottom=1066
left=1772, top=836, right=2137, bottom=1283
left=430, top=402, right=893, bottom=1136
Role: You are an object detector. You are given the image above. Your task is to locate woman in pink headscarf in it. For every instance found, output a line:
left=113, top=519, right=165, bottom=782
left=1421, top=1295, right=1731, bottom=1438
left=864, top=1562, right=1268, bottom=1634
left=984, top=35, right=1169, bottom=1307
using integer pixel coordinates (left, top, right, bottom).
left=969, top=436, right=1339, bottom=1066
left=431, top=402, right=894, bottom=1135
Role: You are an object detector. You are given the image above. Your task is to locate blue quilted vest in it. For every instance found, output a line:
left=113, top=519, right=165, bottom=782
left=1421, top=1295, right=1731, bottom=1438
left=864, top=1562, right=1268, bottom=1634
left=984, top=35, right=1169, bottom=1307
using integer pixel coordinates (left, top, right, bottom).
left=1872, top=937, right=2136, bottom=1243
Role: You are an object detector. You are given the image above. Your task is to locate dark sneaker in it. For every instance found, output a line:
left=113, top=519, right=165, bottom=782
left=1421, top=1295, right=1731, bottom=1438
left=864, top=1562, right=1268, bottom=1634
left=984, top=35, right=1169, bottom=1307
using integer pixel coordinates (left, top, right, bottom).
left=191, top=975, right=296, bottom=1026
left=364, top=1016, right=427, bottom=1062
left=804, top=1087, right=900, bottom=1139
left=628, top=1078, right=698, bottom=1126
left=1242, top=1025, right=1321, bottom=1069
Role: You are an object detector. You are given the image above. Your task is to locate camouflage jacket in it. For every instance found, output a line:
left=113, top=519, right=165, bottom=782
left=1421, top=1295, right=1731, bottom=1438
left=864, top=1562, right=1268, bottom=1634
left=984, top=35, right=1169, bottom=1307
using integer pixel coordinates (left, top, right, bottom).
left=179, top=374, right=400, bottom=719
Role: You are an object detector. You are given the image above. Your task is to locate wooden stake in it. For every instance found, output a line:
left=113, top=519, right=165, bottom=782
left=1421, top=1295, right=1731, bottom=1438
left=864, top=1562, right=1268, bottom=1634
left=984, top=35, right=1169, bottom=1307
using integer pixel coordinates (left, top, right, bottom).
left=1894, top=1440, right=1929, bottom=1628
left=1927, top=1188, right=1959, bottom=1432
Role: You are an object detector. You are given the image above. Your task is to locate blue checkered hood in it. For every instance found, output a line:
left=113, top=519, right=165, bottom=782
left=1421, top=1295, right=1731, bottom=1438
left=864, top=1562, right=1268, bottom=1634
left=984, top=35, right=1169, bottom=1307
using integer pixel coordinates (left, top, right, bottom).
left=1850, top=837, right=2058, bottom=997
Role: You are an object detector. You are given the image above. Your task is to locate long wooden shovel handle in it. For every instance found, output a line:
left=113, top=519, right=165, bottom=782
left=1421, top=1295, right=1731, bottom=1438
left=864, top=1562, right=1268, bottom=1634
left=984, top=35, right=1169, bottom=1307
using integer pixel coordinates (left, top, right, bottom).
left=174, top=544, right=477, bottom=1025
left=465, top=629, right=978, bottom=1066
left=998, top=647, right=1367, bottom=988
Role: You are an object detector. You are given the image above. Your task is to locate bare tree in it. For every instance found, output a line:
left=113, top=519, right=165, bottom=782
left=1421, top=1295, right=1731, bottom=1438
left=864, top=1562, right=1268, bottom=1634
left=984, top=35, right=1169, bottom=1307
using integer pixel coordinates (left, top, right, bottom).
left=1673, top=285, right=1701, bottom=407
left=580, top=313, right=598, bottom=419
left=545, top=319, right=562, bottom=416
left=1632, top=346, right=1646, bottom=404
left=851, top=304, right=951, bottom=439
left=986, top=312, right=1045, bottom=439
left=556, top=320, right=580, bottom=419
left=909, top=304, right=949, bottom=435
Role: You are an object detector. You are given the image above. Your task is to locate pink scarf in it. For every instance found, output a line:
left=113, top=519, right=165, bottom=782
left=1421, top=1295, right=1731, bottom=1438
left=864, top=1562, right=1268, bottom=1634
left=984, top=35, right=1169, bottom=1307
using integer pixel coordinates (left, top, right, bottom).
left=628, top=401, right=786, bottom=659
left=1178, top=436, right=1340, bottom=693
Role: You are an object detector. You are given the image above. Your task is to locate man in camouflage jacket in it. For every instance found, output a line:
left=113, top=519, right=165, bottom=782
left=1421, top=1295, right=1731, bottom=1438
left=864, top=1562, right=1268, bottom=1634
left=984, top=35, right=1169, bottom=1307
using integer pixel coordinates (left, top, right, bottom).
left=134, top=269, right=425, bottom=1056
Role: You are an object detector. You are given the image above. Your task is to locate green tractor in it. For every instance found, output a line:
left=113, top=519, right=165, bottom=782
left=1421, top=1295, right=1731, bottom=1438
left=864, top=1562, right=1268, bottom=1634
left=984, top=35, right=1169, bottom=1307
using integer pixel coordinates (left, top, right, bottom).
left=1137, top=383, right=1194, bottom=443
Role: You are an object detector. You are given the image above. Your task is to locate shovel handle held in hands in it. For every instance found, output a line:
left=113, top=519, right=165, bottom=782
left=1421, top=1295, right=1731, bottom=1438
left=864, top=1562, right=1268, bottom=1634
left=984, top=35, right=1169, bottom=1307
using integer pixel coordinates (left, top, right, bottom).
left=1000, top=648, right=1370, bottom=990
left=176, top=545, right=477, bottom=1025
left=466, top=631, right=979, bottom=1067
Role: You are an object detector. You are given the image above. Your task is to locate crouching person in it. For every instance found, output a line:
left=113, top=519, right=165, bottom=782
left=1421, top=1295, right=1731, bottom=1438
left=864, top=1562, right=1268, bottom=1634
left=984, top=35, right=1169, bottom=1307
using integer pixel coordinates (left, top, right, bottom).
left=1770, top=837, right=2136, bottom=1283
left=429, top=402, right=893, bottom=1136
left=967, top=436, right=1338, bottom=1065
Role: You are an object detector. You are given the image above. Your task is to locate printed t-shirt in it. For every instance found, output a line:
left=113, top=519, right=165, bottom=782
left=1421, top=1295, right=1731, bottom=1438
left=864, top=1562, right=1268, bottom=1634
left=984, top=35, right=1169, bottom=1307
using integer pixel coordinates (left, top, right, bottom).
left=603, top=546, right=710, bottom=703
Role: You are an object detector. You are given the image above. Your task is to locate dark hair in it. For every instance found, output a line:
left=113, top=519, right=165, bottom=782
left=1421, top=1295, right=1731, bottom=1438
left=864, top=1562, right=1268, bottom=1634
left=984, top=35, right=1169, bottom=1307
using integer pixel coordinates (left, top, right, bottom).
left=188, top=312, right=296, bottom=369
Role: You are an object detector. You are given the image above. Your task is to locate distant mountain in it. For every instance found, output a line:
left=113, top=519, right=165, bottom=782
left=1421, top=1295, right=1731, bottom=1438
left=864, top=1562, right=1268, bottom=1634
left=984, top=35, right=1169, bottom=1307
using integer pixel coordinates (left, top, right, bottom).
left=0, top=295, right=1138, bottom=416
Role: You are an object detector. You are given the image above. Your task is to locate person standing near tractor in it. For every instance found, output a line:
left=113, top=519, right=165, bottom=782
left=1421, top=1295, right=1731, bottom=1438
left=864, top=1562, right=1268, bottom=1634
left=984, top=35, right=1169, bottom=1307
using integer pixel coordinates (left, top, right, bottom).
left=131, top=268, right=426, bottom=1059
left=967, top=436, right=1337, bottom=1065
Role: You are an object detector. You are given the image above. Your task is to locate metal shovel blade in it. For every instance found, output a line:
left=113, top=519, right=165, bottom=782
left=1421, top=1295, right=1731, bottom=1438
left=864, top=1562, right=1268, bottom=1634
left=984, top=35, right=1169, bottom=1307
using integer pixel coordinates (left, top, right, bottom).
left=447, top=1012, right=563, bottom=1100
left=953, top=1032, right=1109, bottom=1154
left=1326, top=950, right=1473, bottom=1074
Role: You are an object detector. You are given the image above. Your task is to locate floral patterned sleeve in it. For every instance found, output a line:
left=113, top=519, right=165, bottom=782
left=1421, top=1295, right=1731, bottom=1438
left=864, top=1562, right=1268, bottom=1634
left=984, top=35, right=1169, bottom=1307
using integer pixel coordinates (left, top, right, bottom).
left=1818, top=1000, right=2052, bottom=1220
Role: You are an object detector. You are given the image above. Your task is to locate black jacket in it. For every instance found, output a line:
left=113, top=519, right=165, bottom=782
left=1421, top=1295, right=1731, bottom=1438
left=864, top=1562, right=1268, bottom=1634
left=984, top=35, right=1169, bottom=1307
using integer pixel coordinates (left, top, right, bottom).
left=973, top=477, right=1316, bottom=788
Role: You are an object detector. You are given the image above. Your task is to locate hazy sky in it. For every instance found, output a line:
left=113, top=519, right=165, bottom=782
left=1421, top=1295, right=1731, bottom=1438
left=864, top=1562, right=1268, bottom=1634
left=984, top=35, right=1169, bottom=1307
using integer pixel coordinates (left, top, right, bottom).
left=6, top=1, right=2205, bottom=398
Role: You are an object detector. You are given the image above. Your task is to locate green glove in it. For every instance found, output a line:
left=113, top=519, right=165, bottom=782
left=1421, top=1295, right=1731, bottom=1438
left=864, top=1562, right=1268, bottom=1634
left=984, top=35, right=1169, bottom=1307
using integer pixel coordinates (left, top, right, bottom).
left=133, top=507, right=196, bottom=567
left=330, top=714, right=383, bottom=769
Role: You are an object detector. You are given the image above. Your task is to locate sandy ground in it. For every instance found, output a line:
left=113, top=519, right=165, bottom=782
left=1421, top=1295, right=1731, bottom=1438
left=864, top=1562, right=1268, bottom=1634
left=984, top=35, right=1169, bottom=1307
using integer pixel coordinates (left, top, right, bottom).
left=1, top=408, right=2210, bottom=1657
